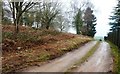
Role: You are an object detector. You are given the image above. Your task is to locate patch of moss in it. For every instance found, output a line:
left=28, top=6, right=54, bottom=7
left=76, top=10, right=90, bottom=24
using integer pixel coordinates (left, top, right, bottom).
left=37, top=52, right=50, bottom=61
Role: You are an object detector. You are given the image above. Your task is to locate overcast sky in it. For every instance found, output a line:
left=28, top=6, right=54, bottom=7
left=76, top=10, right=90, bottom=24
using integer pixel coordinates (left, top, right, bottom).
left=59, top=0, right=117, bottom=37
left=91, top=0, right=117, bottom=37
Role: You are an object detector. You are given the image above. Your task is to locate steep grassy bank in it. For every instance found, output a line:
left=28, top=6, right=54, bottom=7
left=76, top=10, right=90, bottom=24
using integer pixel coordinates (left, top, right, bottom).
left=2, top=25, right=92, bottom=73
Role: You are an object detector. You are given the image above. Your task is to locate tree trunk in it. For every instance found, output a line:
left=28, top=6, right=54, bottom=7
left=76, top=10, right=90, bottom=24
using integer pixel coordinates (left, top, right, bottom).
left=15, top=23, right=19, bottom=33
left=46, top=25, right=49, bottom=30
left=46, top=22, right=50, bottom=30
left=76, top=24, right=80, bottom=34
left=117, top=29, right=120, bottom=48
left=15, top=14, right=20, bottom=33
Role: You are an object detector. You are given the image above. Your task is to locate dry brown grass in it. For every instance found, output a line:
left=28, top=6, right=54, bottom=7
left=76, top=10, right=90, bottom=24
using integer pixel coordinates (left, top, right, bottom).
left=2, top=25, right=92, bottom=73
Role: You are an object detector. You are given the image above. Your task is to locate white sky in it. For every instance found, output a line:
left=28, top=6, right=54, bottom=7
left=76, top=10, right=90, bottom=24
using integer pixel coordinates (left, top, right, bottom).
left=59, top=0, right=117, bottom=37
left=91, top=0, right=117, bottom=37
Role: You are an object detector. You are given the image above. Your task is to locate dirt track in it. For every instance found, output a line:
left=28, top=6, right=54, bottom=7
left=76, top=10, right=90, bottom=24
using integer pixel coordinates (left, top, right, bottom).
left=73, top=42, right=113, bottom=72
left=22, top=41, right=97, bottom=72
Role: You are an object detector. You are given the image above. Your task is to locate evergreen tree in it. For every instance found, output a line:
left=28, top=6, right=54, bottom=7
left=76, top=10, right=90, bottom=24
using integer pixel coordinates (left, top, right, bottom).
left=73, top=9, right=83, bottom=34
left=108, top=0, right=120, bottom=48
left=109, top=0, right=120, bottom=31
left=83, top=7, right=97, bottom=37
left=87, top=16, right=97, bottom=37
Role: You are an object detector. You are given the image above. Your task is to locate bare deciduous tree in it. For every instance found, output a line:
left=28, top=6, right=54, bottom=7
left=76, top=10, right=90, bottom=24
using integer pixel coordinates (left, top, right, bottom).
left=52, top=14, right=70, bottom=32
left=35, top=1, right=61, bottom=30
left=8, top=0, right=36, bottom=33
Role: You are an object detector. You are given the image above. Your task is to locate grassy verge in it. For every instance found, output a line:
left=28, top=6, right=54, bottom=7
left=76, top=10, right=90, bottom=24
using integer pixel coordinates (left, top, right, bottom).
left=107, top=41, right=120, bottom=73
left=66, top=41, right=100, bottom=72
